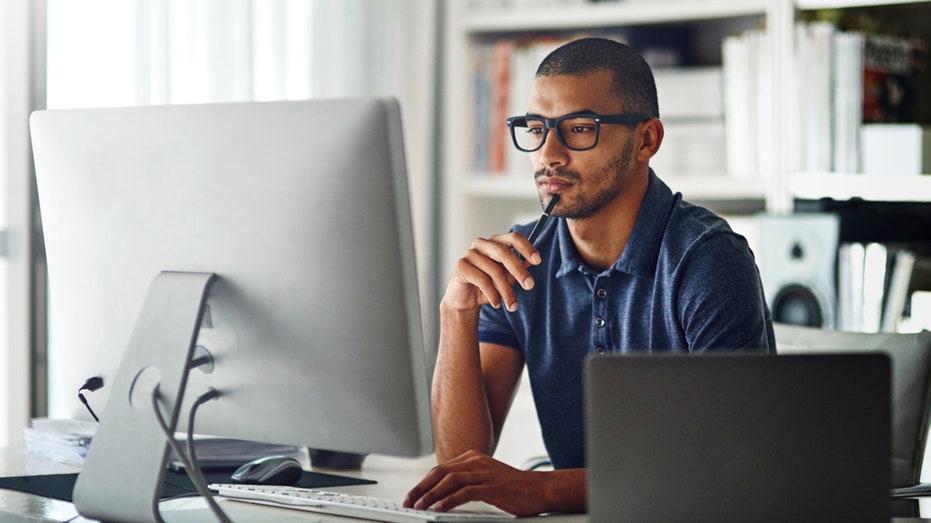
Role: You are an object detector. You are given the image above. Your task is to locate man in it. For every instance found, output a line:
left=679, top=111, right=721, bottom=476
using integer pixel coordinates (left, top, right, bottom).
left=404, top=37, right=775, bottom=516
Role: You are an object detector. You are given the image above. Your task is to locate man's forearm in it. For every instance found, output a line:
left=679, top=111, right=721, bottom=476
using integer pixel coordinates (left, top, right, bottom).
left=431, top=303, right=496, bottom=462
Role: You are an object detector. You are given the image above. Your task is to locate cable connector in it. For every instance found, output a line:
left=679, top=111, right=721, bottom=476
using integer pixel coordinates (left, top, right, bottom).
left=79, top=376, right=104, bottom=393
left=197, top=388, right=221, bottom=404
left=78, top=376, right=104, bottom=422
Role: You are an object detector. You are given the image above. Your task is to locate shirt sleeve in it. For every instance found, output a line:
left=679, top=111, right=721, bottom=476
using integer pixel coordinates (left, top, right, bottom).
left=478, top=303, right=521, bottom=349
left=476, top=222, right=531, bottom=351
left=675, top=231, right=776, bottom=352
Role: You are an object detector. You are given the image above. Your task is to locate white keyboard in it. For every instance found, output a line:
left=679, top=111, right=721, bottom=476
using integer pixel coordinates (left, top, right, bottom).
left=209, top=483, right=515, bottom=523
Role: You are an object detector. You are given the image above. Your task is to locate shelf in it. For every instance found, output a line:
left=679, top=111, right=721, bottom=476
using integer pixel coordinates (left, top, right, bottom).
left=791, top=172, right=931, bottom=202
left=667, top=176, right=768, bottom=201
left=464, top=174, right=768, bottom=201
left=465, top=176, right=537, bottom=199
left=796, top=0, right=928, bottom=9
left=465, top=0, right=768, bottom=33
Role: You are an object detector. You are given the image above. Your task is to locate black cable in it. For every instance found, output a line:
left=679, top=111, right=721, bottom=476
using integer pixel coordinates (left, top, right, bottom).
left=185, top=389, right=222, bottom=509
left=185, top=390, right=222, bottom=469
left=77, top=376, right=103, bottom=422
left=150, top=386, right=232, bottom=523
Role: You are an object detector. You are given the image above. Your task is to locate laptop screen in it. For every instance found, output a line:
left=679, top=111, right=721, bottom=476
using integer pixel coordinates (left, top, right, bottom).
left=585, top=353, right=890, bottom=522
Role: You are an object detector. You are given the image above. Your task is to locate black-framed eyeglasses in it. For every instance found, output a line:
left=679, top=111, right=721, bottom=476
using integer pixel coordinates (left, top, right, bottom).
left=506, top=112, right=651, bottom=152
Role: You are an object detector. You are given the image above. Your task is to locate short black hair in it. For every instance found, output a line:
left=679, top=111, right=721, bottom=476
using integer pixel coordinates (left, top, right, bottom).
left=536, top=37, right=659, bottom=118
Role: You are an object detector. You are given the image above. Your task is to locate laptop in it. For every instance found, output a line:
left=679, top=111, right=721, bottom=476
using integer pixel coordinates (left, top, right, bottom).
left=585, top=353, right=891, bottom=523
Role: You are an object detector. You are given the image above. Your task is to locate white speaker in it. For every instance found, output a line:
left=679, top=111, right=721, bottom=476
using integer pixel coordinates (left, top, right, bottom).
left=757, top=213, right=840, bottom=329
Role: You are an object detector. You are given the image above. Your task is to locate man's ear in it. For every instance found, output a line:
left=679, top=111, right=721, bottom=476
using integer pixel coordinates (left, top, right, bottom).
left=635, top=118, right=664, bottom=162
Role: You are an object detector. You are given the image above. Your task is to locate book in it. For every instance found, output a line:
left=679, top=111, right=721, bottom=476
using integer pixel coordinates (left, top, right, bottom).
left=722, top=31, right=755, bottom=178
left=832, top=31, right=864, bottom=174
left=488, top=39, right=514, bottom=174
left=837, top=242, right=865, bottom=332
left=863, top=34, right=917, bottom=123
left=861, top=242, right=889, bottom=333
left=797, top=21, right=834, bottom=173
left=722, top=28, right=774, bottom=180
left=882, top=249, right=916, bottom=333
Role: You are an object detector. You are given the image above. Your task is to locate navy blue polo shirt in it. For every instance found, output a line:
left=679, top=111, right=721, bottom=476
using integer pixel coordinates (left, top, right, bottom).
left=478, top=171, right=775, bottom=470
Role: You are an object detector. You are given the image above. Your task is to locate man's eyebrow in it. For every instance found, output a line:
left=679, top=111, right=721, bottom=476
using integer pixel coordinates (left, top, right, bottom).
left=524, top=109, right=600, bottom=118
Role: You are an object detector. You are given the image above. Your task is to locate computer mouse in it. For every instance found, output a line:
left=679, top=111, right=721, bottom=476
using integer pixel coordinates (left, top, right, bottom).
left=230, top=455, right=303, bottom=486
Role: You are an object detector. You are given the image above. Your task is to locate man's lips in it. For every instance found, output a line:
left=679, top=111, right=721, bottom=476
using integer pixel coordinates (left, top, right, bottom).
left=537, top=177, right=573, bottom=193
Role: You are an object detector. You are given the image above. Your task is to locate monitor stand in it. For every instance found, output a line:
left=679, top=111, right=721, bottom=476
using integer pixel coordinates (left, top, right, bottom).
left=73, top=271, right=217, bottom=523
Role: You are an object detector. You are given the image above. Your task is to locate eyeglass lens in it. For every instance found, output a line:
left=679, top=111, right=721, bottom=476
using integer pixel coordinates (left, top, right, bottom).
left=512, top=116, right=599, bottom=152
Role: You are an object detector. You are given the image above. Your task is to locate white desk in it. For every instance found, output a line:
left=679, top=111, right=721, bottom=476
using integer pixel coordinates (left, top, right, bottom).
left=0, top=447, right=927, bottom=522
left=0, top=448, right=582, bottom=522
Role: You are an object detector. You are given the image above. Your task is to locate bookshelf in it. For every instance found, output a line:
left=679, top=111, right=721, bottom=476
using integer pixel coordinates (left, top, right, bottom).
left=792, top=172, right=931, bottom=202
left=463, top=1, right=769, bottom=30
left=439, top=0, right=931, bottom=273
left=797, top=0, right=929, bottom=8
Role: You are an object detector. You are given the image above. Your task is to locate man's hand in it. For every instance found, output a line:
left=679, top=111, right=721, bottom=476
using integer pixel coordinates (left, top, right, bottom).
left=444, top=233, right=541, bottom=314
left=402, top=450, right=585, bottom=517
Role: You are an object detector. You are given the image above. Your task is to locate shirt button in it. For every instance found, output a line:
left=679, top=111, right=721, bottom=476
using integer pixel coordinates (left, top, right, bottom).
left=596, top=288, right=608, bottom=299
left=594, top=316, right=606, bottom=328
left=595, top=346, right=607, bottom=355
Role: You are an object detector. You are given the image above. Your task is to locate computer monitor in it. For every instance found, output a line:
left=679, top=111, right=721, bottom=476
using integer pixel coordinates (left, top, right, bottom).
left=30, top=97, right=433, bottom=521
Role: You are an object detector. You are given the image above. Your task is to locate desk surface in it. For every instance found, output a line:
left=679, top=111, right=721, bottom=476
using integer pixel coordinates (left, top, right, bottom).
left=0, top=447, right=928, bottom=522
left=0, top=447, right=583, bottom=522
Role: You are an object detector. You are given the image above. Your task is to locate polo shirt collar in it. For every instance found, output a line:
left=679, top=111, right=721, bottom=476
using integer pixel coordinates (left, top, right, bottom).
left=555, top=169, right=672, bottom=279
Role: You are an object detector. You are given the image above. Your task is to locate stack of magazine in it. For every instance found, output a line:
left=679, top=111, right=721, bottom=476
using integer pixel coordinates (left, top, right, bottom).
left=24, top=418, right=304, bottom=470
left=24, top=418, right=95, bottom=467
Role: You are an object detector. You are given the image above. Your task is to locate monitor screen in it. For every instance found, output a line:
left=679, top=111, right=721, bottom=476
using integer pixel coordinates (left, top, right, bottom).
left=31, top=97, right=433, bottom=459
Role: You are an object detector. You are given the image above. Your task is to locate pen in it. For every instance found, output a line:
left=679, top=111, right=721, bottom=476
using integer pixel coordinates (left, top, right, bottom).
left=517, top=194, right=560, bottom=263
